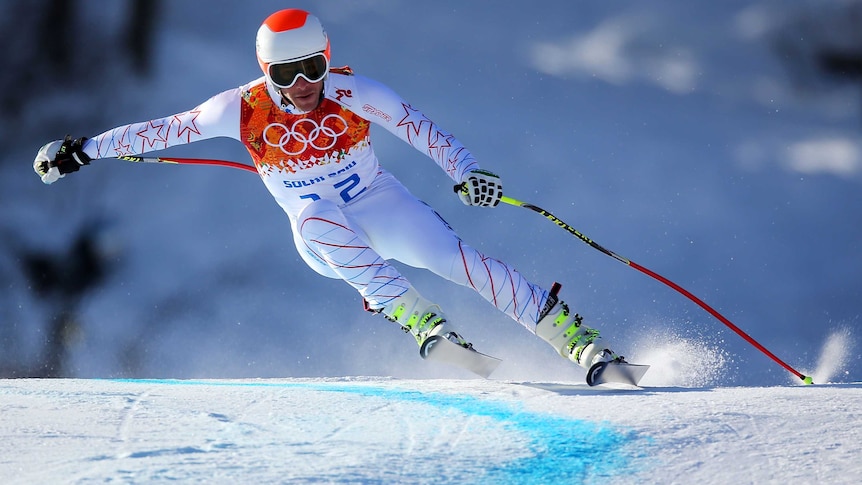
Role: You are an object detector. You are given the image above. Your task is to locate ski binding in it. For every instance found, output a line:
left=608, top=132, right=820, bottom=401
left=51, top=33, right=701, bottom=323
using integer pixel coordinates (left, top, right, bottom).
left=419, top=333, right=501, bottom=378
left=586, top=360, right=650, bottom=387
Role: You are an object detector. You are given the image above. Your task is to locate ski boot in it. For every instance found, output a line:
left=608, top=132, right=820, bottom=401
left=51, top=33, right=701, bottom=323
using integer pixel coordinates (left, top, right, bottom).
left=367, top=287, right=500, bottom=377
left=535, top=283, right=622, bottom=370
left=367, top=287, right=468, bottom=348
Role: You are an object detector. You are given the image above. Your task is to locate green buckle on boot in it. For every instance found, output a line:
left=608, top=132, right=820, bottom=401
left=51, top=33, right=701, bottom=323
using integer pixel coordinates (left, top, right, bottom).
left=404, top=310, right=445, bottom=345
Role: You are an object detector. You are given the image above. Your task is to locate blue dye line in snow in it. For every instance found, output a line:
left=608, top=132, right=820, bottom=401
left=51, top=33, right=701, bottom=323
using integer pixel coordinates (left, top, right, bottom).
left=111, top=378, right=646, bottom=483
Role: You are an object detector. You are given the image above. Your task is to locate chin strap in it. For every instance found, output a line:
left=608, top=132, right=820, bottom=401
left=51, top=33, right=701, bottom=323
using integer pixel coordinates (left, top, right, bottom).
left=279, top=92, right=296, bottom=113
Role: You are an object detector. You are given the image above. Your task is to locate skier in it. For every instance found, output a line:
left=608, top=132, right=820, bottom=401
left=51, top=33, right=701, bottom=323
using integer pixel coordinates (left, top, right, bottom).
left=33, top=8, right=622, bottom=377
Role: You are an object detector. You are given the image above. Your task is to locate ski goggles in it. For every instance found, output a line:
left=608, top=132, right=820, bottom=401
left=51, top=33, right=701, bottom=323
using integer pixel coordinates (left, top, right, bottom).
left=267, top=53, right=329, bottom=89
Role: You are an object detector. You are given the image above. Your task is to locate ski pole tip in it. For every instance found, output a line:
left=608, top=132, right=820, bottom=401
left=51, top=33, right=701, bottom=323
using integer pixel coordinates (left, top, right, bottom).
left=802, top=375, right=814, bottom=385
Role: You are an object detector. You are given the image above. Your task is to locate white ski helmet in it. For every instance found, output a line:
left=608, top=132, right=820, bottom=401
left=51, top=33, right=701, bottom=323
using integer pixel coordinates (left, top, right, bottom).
left=256, top=9, right=331, bottom=112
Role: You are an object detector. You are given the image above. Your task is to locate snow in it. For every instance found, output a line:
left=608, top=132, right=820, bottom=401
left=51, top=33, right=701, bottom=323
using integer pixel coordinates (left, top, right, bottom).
left=1, top=377, right=860, bottom=484
left=2, top=334, right=858, bottom=483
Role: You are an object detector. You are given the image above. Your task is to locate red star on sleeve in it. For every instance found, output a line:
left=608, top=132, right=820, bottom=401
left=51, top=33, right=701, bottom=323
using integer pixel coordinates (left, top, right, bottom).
left=173, top=110, right=202, bottom=143
left=136, top=120, right=168, bottom=151
left=110, top=125, right=133, bottom=157
left=427, top=129, right=454, bottom=161
left=396, top=103, right=430, bottom=143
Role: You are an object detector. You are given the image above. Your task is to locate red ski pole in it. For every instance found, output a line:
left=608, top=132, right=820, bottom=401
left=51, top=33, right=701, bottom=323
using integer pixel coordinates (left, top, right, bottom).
left=116, top=155, right=259, bottom=174
left=499, top=194, right=813, bottom=385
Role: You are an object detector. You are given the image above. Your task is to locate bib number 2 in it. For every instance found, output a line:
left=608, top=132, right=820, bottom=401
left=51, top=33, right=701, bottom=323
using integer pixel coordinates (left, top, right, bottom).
left=297, top=173, right=366, bottom=204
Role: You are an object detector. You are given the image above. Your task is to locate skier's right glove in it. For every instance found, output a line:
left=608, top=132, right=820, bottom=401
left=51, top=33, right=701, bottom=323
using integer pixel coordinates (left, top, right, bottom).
left=34, top=135, right=91, bottom=184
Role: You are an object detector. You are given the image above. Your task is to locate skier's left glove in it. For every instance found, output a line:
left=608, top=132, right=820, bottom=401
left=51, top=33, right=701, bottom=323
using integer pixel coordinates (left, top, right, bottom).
left=34, top=135, right=91, bottom=185
left=455, top=169, right=503, bottom=207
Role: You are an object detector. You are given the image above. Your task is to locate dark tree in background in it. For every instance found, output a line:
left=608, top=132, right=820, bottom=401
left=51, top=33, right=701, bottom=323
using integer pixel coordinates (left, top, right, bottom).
left=0, top=0, right=160, bottom=377
left=20, top=222, right=112, bottom=377
left=771, top=2, right=862, bottom=112
left=0, top=0, right=160, bottom=142
left=126, top=0, right=160, bottom=76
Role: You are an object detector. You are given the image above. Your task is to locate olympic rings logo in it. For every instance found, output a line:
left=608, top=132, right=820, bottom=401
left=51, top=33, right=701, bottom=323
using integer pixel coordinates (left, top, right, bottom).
left=263, top=114, right=349, bottom=155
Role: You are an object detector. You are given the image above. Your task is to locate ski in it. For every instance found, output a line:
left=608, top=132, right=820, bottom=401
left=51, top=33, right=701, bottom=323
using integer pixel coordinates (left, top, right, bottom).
left=586, top=361, right=650, bottom=387
left=419, top=334, right=501, bottom=378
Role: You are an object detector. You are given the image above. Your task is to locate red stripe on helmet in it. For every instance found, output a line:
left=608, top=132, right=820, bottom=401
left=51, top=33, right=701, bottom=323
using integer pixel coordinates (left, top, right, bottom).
left=263, top=9, right=310, bottom=33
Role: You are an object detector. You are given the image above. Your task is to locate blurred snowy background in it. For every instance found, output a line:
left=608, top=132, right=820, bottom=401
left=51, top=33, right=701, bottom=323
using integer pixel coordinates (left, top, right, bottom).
left=1, top=0, right=860, bottom=386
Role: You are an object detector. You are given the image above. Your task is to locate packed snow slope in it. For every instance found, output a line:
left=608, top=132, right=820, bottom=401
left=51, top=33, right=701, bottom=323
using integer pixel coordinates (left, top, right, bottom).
left=0, top=378, right=859, bottom=484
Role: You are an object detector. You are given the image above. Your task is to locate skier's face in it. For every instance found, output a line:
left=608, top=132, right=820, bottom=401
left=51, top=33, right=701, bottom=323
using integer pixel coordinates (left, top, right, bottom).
left=280, top=77, right=324, bottom=112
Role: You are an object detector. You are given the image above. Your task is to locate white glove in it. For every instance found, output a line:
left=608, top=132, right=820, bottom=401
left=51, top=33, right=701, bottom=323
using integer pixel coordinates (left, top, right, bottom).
left=456, top=169, right=503, bottom=207
left=34, top=136, right=92, bottom=184
left=34, top=140, right=65, bottom=184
